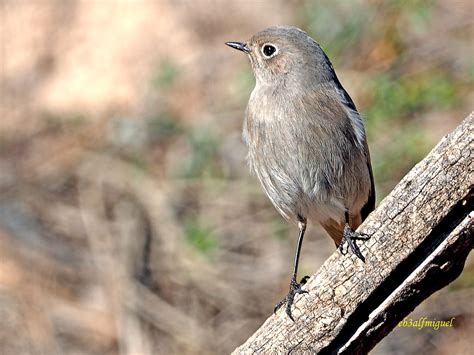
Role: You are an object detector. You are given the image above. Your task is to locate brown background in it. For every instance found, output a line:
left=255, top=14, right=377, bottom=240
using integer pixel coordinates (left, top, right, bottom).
left=0, top=1, right=472, bottom=354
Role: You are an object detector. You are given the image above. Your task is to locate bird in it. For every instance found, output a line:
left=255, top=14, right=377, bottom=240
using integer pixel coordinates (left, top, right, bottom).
left=225, top=26, right=375, bottom=321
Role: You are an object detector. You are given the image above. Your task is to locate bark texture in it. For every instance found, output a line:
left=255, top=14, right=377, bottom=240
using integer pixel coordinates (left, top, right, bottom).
left=233, top=113, right=473, bottom=354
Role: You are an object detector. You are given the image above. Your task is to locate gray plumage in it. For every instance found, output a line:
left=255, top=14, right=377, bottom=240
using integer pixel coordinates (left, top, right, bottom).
left=226, top=26, right=375, bottom=320
left=240, top=26, right=375, bottom=244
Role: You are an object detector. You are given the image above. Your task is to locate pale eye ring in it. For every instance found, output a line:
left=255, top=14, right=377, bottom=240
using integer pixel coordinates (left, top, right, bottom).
left=261, top=43, right=278, bottom=58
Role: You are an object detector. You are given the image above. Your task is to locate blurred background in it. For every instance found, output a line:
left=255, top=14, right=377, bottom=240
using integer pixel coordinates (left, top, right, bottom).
left=0, top=0, right=472, bottom=354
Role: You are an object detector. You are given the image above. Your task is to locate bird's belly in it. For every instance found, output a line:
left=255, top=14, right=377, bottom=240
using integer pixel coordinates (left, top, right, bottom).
left=245, top=117, right=369, bottom=226
left=251, top=156, right=347, bottom=225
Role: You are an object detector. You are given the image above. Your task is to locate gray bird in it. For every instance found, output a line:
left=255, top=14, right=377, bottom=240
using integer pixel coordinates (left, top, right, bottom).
left=226, top=26, right=375, bottom=321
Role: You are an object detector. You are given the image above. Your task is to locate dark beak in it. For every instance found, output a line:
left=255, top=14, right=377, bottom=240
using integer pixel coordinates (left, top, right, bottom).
left=225, top=41, right=251, bottom=54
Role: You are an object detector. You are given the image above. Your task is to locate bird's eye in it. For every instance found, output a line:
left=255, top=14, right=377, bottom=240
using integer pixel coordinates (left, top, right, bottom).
left=262, top=44, right=277, bottom=58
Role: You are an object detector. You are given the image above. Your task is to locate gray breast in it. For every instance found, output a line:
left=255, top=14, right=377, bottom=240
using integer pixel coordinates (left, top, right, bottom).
left=243, top=87, right=370, bottom=224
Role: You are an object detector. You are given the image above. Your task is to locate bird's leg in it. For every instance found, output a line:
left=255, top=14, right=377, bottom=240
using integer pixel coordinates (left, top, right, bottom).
left=339, top=210, right=369, bottom=262
left=274, top=217, right=309, bottom=321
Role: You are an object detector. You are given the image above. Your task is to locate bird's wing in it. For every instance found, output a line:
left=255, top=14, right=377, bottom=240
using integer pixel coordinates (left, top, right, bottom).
left=360, top=137, right=376, bottom=221
left=336, top=84, right=376, bottom=222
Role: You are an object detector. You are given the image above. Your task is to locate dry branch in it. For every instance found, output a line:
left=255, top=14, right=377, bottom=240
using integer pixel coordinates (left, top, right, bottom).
left=233, top=113, right=473, bottom=354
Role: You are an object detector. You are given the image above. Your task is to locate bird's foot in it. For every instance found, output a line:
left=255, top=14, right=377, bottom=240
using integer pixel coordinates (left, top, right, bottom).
left=274, top=275, right=309, bottom=321
left=339, top=224, right=370, bottom=262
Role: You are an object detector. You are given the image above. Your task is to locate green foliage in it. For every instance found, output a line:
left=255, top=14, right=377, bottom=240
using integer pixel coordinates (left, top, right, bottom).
left=179, top=128, right=222, bottom=178
left=405, top=0, right=434, bottom=34
left=449, top=260, right=474, bottom=290
left=365, top=71, right=458, bottom=130
left=153, top=60, right=179, bottom=89
left=184, top=220, right=218, bottom=255
left=148, top=113, right=183, bottom=142
left=127, top=153, right=149, bottom=172
left=297, top=0, right=369, bottom=62
left=372, top=126, right=430, bottom=185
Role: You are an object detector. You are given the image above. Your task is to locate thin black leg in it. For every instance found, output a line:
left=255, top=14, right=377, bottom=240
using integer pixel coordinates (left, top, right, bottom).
left=292, top=218, right=307, bottom=277
left=274, top=216, right=309, bottom=321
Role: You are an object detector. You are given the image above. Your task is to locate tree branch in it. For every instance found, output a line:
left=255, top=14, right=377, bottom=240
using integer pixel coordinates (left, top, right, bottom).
left=233, top=113, right=473, bottom=354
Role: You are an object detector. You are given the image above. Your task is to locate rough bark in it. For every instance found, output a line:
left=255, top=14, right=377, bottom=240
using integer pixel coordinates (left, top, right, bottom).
left=233, top=113, right=473, bottom=354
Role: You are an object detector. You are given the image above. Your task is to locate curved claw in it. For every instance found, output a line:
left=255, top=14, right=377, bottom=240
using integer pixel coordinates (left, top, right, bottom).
left=340, top=224, right=369, bottom=262
left=274, top=276, right=309, bottom=321
left=274, top=297, right=286, bottom=313
left=300, top=275, right=310, bottom=285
